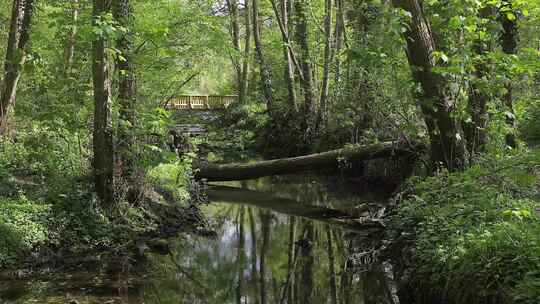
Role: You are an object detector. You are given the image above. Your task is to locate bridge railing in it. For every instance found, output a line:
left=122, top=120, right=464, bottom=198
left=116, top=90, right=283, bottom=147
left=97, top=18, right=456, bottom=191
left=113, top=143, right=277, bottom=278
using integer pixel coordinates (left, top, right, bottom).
left=166, top=95, right=238, bottom=110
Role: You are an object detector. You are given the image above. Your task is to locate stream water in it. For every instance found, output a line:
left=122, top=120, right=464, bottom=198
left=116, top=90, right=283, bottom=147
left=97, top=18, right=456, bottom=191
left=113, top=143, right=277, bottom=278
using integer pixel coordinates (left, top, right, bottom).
left=0, top=175, right=394, bottom=304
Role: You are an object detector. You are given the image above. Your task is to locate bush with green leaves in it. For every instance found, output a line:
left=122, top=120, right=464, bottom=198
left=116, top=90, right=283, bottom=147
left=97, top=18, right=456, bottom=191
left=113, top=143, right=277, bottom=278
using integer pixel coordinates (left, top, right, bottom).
left=387, top=150, right=540, bottom=304
left=0, top=197, right=50, bottom=268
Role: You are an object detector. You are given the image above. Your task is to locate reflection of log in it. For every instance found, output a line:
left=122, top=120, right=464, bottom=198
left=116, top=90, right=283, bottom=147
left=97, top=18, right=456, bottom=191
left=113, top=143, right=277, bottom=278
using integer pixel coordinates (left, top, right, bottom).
left=207, top=185, right=384, bottom=234
left=196, top=141, right=425, bottom=181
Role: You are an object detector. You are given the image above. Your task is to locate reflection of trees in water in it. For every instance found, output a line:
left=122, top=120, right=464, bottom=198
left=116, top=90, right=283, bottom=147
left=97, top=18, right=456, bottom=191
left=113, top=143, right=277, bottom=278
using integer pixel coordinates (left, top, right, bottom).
left=145, top=195, right=396, bottom=304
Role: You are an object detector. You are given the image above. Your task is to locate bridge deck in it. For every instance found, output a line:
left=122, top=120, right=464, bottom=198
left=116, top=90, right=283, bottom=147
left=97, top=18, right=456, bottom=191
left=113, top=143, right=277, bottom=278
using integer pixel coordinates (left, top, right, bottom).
left=166, top=95, right=238, bottom=110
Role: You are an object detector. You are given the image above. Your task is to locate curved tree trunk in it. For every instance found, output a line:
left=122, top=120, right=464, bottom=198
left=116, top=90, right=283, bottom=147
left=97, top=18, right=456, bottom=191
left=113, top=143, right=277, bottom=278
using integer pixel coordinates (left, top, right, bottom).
left=392, top=0, right=468, bottom=171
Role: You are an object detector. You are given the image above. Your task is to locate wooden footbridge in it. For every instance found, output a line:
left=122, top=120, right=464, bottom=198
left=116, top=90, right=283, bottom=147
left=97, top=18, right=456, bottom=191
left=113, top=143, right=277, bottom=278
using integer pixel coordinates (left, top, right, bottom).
left=166, top=95, right=238, bottom=110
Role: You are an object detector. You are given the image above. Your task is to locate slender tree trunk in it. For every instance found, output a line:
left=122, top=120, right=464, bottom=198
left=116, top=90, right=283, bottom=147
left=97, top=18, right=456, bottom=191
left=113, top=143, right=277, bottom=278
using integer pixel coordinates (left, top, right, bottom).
left=0, top=0, right=35, bottom=134
left=259, top=211, right=271, bottom=304
left=280, top=0, right=298, bottom=112
left=239, top=0, right=252, bottom=104
left=334, top=0, right=345, bottom=86
left=65, top=0, right=79, bottom=73
left=499, top=0, right=519, bottom=148
left=392, top=0, right=468, bottom=171
left=326, top=227, right=338, bottom=304
left=248, top=208, right=260, bottom=304
left=92, top=0, right=115, bottom=205
left=113, top=0, right=137, bottom=192
left=226, top=0, right=242, bottom=88
left=294, top=0, right=317, bottom=143
left=466, top=6, right=493, bottom=155
left=236, top=207, right=246, bottom=304
left=319, top=0, right=333, bottom=127
left=252, top=0, right=274, bottom=112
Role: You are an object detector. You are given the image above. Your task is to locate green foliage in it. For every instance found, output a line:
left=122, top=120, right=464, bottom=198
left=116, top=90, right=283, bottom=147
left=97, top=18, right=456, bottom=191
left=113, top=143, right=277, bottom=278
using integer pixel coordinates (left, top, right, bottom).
left=387, top=150, right=540, bottom=304
left=0, top=197, right=50, bottom=268
left=519, top=99, right=540, bottom=144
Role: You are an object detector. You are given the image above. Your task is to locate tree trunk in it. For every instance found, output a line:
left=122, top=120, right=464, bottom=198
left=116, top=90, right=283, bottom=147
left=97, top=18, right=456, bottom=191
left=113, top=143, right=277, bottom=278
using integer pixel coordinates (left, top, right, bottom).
left=294, top=0, right=317, bottom=143
left=239, top=0, right=252, bottom=104
left=259, top=211, right=271, bottom=304
left=326, top=227, right=338, bottom=304
left=334, top=0, right=345, bottom=86
left=391, top=0, right=468, bottom=171
left=319, top=0, right=333, bottom=127
left=196, top=141, right=425, bottom=181
left=226, top=0, right=242, bottom=89
left=499, top=0, right=518, bottom=148
left=92, top=0, right=115, bottom=205
left=113, top=0, right=137, bottom=190
left=236, top=207, right=246, bottom=304
left=0, top=0, right=35, bottom=134
left=280, top=0, right=298, bottom=112
left=252, top=0, right=274, bottom=112
left=65, top=0, right=79, bottom=73
left=466, top=6, right=493, bottom=155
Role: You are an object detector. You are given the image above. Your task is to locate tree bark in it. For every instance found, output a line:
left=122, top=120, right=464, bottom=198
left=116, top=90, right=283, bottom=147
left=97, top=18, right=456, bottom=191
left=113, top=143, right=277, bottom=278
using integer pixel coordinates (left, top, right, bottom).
left=0, top=0, right=35, bottom=134
left=392, top=0, right=468, bottom=171
left=92, top=0, right=115, bottom=205
left=466, top=6, right=493, bottom=155
left=499, top=0, right=518, bottom=148
left=294, top=0, right=317, bottom=142
left=226, top=0, right=242, bottom=88
left=319, top=0, right=333, bottom=127
left=196, top=141, right=425, bottom=181
left=65, top=0, right=79, bottom=73
left=252, top=0, right=274, bottom=112
left=113, top=0, right=137, bottom=189
left=277, top=0, right=298, bottom=112
left=334, top=0, right=345, bottom=86
left=239, top=0, right=252, bottom=104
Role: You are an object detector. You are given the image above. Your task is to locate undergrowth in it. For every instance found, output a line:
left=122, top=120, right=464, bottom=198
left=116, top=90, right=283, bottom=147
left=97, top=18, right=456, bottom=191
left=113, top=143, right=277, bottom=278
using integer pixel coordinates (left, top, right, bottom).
left=387, top=150, right=540, bottom=304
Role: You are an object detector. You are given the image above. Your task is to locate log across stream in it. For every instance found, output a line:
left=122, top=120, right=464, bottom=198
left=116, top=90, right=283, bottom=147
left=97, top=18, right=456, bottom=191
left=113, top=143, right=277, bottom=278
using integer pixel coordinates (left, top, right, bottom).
left=195, top=141, right=425, bottom=181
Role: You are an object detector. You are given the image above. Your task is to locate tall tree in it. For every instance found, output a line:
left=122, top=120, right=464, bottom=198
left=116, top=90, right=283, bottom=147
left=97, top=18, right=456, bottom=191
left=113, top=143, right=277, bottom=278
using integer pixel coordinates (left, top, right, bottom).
left=239, top=0, right=252, bottom=105
left=252, top=0, right=274, bottom=112
left=499, top=0, right=519, bottom=148
left=113, top=0, right=137, bottom=192
left=92, top=0, right=115, bottom=205
left=319, top=0, right=333, bottom=127
left=226, top=0, right=242, bottom=88
left=0, top=0, right=35, bottom=134
left=392, top=0, right=468, bottom=171
left=64, top=0, right=79, bottom=73
left=294, top=0, right=317, bottom=144
left=466, top=5, right=494, bottom=155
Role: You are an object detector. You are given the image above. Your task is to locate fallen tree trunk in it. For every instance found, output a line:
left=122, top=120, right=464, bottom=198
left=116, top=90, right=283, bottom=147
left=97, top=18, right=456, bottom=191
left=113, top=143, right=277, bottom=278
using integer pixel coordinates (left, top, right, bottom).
left=195, top=141, right=425, bottom=181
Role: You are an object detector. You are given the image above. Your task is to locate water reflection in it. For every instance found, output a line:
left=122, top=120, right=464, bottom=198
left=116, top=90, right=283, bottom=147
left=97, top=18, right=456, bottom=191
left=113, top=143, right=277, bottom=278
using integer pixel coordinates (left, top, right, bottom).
left=1, top=175, right=390, bottom=304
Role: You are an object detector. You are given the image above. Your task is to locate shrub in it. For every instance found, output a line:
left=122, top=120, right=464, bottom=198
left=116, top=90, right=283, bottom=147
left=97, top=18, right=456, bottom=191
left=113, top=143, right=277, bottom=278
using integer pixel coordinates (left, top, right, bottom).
left=0, top=197, right=50, bottom=268
left=387, top=150, right=540, bottom=304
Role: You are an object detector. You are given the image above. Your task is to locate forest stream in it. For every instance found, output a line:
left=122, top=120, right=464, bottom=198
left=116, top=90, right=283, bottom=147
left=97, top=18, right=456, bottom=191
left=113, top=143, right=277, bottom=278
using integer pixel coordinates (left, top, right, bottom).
left=0, top=175, right=394, bottom=304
